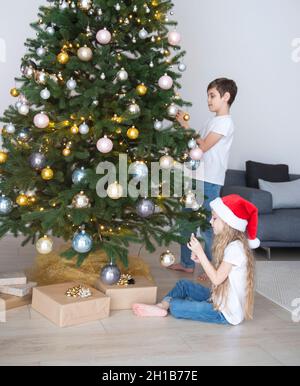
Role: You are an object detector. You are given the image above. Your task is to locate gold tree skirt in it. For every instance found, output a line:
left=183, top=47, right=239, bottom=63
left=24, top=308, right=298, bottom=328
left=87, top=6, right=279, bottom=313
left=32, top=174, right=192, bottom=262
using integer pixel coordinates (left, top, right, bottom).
left=27, top=244, right=153, bottom=287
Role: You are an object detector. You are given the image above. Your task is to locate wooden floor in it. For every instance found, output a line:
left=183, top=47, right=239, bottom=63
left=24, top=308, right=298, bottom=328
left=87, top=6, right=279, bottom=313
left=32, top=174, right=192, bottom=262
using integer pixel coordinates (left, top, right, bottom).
left=0, top=235, right=300, bottom=366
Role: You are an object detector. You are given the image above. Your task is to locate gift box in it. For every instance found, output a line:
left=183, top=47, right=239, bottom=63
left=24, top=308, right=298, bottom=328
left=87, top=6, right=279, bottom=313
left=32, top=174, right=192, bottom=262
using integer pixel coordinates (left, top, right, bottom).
left=0, top=294, right=32, bottom=310
left=95, top=276, right=157, bottom=310
left=0, top=282, right=37, bottom=297
left=31, top=282, right=110, bottom=327
left=0, top=272, right=27, bottom=286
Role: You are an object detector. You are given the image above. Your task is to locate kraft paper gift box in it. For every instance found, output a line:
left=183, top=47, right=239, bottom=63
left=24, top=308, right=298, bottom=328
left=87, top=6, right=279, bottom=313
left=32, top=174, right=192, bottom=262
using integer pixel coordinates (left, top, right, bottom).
left=95, top=276, right=157, bottom=310
left=32, top=282, right=110, bottom=328
left=0, top=272, right=27, bottom=286
left=0, top=294, right=32, bottom=310
left=0, top=282, right=37, bottom=297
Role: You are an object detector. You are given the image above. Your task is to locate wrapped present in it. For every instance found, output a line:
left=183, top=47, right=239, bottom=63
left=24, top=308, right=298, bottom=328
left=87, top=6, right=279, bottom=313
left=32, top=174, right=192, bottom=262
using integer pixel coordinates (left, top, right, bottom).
left=0, top=294, right=32, bottom=310
left=0, top=272, right=27, bottom=286
left=32, top=282, right=110, bottom=327
left=95, top=276, right=157, bottom=310
left=0, top=282, right=37, bottom=297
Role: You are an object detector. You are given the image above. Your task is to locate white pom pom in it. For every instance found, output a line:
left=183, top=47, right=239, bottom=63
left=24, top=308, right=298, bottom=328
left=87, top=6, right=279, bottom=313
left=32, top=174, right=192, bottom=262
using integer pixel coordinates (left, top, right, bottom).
left=248, top=238, right=260, bottom=249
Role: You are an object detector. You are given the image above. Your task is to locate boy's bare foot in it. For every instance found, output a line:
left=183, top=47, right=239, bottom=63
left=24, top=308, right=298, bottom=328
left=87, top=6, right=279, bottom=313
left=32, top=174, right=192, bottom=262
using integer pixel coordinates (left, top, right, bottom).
left=132, top=303, right=168, bottom=317
left=167, top=263, right=193, bottom=273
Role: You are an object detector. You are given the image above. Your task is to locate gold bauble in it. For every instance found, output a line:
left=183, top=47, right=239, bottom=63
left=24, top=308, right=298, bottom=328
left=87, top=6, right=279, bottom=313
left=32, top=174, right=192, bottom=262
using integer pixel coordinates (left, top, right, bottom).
left=0, top=151, right=8, bottom=164
left=41, top=167, right=54, bottom=181
left=136, top=84, right=148, bottom=96
left=28, top=195, right=37, bottom=205
left=151, top=0, right=159, bottom=6
left=57, top=51, right=70, bottom=64
left=116, top=128, right=122, bottom=134
left=183, top=113, right=190, bottom=122
left=127, top=126, right=139, bottom=140
left=62, top=148, right=71, bottom=157
left=164, top=49, right=171, bottom=57
left=16, top=194, right=29, bottom=207
left=70, top=125, right=79, bottom=134
left=10, top=88, right=20, bottom=97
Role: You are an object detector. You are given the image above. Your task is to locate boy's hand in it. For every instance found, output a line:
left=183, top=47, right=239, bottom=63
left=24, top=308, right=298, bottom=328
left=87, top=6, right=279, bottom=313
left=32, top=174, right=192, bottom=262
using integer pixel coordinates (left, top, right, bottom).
left=176, top=110, right=190, bottom=129
left=187, top=233, right=204, bottom=257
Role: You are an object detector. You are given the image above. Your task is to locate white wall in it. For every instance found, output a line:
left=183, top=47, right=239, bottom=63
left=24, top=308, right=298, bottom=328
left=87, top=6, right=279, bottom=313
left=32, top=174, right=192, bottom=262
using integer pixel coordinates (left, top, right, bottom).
left=1, top=0, right=300, bottom=172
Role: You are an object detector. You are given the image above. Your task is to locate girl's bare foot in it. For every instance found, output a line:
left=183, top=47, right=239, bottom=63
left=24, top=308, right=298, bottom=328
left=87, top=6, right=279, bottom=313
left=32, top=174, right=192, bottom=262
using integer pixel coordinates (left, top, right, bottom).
left=198, top=273, right=209, bottom=281
left=132, top=303, right=168, bottom=317
left=167, top=263, right=193, bottom=273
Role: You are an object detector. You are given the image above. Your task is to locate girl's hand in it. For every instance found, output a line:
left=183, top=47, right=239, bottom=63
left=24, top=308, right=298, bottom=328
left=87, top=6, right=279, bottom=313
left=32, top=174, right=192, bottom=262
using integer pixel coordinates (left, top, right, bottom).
left=176, top=110, right=190, bottom=129
left=191, top=252, right=201, bottom=263
left=187, top=233, right=204, bottom=256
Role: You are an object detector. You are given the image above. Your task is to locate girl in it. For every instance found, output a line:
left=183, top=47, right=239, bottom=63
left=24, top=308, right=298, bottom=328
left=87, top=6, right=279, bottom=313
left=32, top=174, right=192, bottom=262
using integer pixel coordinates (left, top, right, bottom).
left=132, top=194, right=259, bottom=326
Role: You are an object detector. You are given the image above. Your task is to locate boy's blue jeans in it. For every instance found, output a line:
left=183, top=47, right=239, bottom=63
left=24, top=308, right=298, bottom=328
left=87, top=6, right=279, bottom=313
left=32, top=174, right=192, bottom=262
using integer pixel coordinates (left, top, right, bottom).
left=163, top=279, right=228, bottom=325
left=181, top=181, right=222, bottom=268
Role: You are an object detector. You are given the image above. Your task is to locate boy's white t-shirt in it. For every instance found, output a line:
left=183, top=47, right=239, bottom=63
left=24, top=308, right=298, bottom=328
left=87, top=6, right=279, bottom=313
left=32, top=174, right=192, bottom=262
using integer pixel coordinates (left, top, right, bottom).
left=217, top=240, right=248, bottom=325
left=198, top=115, right=234, bottom=186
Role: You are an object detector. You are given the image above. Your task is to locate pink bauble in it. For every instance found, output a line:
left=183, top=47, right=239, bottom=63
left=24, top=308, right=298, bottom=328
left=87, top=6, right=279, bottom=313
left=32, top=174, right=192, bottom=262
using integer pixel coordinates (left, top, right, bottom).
left=168, top=31, right=181, bottom=46
left=96, top=29, right=112, bottom=45
left=97, top=137, right=113, bottom=153
left=33, top=113, right=50, bottom=129
left=158, top=74, right=173, bottom=90
left=190, top=148, right=203, bottom=161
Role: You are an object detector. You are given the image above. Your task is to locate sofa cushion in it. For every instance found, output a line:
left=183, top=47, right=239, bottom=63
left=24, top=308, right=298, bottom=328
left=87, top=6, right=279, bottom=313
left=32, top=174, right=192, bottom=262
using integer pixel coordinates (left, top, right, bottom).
left=259, top=178, right=300, bottom=209
left=245, top=161, right=290, bottom=188
left=257, top=209, right=300, bottom=242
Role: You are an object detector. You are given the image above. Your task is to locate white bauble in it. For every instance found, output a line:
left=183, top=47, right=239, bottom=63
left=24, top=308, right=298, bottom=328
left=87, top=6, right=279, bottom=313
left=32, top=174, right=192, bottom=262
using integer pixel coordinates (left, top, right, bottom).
left=18, top=104, right=30, bottom=115
left=79, top=122, right=90, bottom=135
left=36, top=236, right=53, bottom=255
left=107, top=183, right=123, bottom=200
left=40, top=88, right=51, bottom=100
left=67, top=78, right=77, bottom=90
left=6, top=123, right=16, bottom=134
left=159, top=155, right=174, bottom=170
left=138, top=28, right=148, bottom=39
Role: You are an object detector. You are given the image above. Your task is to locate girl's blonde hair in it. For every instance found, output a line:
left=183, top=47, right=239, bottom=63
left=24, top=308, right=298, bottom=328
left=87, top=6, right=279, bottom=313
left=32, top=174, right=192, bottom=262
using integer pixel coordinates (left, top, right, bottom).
left=211, top=222, right=255, bottom=320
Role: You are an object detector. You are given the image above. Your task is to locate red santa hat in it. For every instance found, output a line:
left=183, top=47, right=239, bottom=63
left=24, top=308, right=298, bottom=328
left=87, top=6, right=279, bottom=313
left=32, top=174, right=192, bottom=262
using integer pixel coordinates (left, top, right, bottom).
left=210, top=194, right=260, bottom=249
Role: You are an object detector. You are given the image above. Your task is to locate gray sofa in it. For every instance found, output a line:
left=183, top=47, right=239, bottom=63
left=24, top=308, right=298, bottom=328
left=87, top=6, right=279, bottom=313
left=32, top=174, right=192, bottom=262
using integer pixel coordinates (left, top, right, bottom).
left=221, top=169, right=300, bottom=258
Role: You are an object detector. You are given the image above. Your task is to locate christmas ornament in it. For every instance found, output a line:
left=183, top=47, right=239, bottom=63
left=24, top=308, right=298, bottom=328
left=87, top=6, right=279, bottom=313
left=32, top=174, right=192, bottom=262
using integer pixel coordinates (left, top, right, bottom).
left=0, top=151, right=8, bottom=164
left=136, top=199, right=155, bottom=218
left=185, top=157, right=200, bottom=171
left=16, top=194, right=29, bottom=207
left=36, top=47, right=46, bottom=57
left=67, top=78, right=77, bottom=90
left=40, top=88, right=51, bottom=100
left=41, top=166, right=54, bottom=180
left=190, top=147, right=203, bottom=161
left=188, top=138, right=197, bottom=149
left=185, top=192, right=196, bottom=206
left=127, top=126, right=139, bottom=140
left=72, top=230, right=93, bottom=253
left=5, top=123, right=16, bottom=134
left=128, top=102, right=140, bottom=115
left=117, top=274, right=135, bottom=287
left=36, top=70, right=47, bottom=85
left=46, top=25, right=55, bottom=35
left=96, top=28, right=112, bottom=45
left=65, top=285, right=92, bottom=298
left=34, top=113, right=50, bottom=129
left=149, top=61, right=154, bottom=68
left=29, top=152, right=46, bottom=170
left=62, top=147, right=71, bottom=157
left=183, top=113, right=190, bottom=121
left=154, top=120, right=163, bottom=131
left=160, top=250, right=176, bottom=267
left=159, top=74, right=173, bottom=90
left=36, top=236, right=53, bottom=255
left=138, top=28, right=148, bottom=39
left=78, top=0, right=92, bottom=11
left=100, top=72, right=106, bottom=80
left=17, top=128, right=31, bottom=143
left=130, top=161, right=148, bottom=179
left=192, top=201, right=201, bottom=211
left=115, top=3, right=121, bottom=11
left=18, top=104, right=30, bottom=115
left=72, top=191, right=90, bottom=209
left=97, top=136, right=113, bottom=153
left=70, top=124, right=79, bottom=134
left=79, top=122, right=90, bottom=135
left=0, top=196, right=13, bottom=215
left=100, top=262, right=121, bottom=285
left=10, top=88, right=20, bottom=97
left=178, top=63, right=187, bottom=72
left=57, top=51, right=69, bottom=64
left=168, top=30, right=181, bottom=46
left=72, top=167, right=88, bottom=185
left=107, top=182, right=123, bottom=200
left=159, top=155, right=174, bottom=169
left=77, top=46, right=93, bottom=61
left=59, top=1, right=69, bottom=9
left=117, top=68, right=128, bottom=82
left=23, top=66, right=35, bottom=79
left=167, top=104, right=178, bottom=117
left=136, top=83, right=147, bottom=96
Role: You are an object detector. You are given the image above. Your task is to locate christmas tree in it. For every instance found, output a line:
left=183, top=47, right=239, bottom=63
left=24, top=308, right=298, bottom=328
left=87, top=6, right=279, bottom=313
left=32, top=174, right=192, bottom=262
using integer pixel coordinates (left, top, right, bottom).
left=0, top=0, right=207, bottom=267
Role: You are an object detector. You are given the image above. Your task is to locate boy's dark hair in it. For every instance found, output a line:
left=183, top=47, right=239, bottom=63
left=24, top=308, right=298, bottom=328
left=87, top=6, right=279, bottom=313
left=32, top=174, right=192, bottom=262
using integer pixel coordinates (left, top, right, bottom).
left=207, top=78, right=238, bottom=106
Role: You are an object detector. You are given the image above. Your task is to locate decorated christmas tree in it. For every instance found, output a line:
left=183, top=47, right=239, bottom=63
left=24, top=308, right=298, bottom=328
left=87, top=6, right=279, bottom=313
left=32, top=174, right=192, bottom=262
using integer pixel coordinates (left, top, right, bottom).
left=0, top=0, right=207, bottom=267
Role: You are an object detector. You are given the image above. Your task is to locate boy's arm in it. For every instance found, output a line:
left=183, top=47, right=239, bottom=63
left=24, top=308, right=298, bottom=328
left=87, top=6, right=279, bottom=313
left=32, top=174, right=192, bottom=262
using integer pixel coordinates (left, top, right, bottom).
left=196, top=132, right=223, bottom=153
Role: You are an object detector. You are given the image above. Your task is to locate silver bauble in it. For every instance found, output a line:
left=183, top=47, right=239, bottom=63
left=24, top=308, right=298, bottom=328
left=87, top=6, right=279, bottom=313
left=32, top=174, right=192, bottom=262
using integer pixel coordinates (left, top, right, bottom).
left=72, top=167, right=88, bottom=185
left=117, top=68, right=128, bottom=82
left=18, top=104, right=30, bottom=116
left=100, top=262, right=121, bottom=285
left=40, top=88, right=51, bottom=100
left=154, top=120, right=163, bottom=130
left=0, top=196, right=13, bottom=215
left=167, top=104, right=178, bottom=118
left=79, top=122, right=90, bottom=135
left=160, top=250, right=176, bottom=267
left=29, top=152, right=47, bottom=170
left=128, top=102, right=140, bottom=115
left=185, top=157, right=201, bottom=171
left=17, top=128, right=31, bottom=143
left=138, top=28, right=148, bottom=39
left=130, top=161, right=148, bottom=179
left=36, top=47, right=46, bottom=57
left=5, top=123, right=16, bottom=134
left=72, top=230, right=93, bottom=253
left=178, top=63, right=187, bottom=72
left=46, top=26, right=55, bottom=35
left=72, top=192, right=90, bottom=209
left=188, top=138, right=197, bottom=149
left=136, top=199, right=155, bottom=218
left=67, top=78, right=77, bottom=90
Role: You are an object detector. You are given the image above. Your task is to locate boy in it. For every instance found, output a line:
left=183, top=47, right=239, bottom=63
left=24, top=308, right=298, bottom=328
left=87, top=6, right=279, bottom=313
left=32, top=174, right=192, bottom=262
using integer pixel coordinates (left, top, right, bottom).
left=169, top=77, right=238, bottom=275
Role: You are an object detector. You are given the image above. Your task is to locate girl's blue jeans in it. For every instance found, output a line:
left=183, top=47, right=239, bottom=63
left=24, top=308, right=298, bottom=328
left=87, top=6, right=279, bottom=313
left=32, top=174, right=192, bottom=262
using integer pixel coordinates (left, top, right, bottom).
left=163, top=279, right=229, bottom=325
left=181, top=181, right=222, bottom=268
